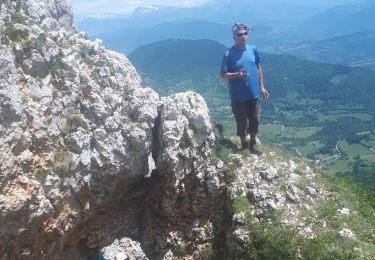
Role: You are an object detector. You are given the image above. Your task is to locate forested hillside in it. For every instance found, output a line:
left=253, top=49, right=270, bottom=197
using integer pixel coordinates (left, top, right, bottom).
left=265, top=31, right=375, bottom=70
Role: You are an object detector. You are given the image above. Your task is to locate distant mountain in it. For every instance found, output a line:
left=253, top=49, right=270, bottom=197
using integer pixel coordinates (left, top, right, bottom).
left=76, top=16, right=130, bottom=36
left=77, top=0, right=375, bottom=52
left=94, top=21, right=248, bottom=54
left=93, top=18, right=283, bottom=54
left=129, top=39, right=225, bottom=83
left=77, top=0, right=369, bottom=32
left=332, top=5, right=375, bottom=35
left=299, top=0, right=375, bottom=39
left=264, top=31, right=375, bottom=69
left=77, top=0, right=325, bottom=35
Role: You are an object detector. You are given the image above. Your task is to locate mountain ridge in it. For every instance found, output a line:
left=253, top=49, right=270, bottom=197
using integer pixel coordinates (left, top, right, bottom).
left=299, top=0, right=375, bottom=39
left=77, top=0, right=375, bottom=51
left=94, top=20, right=234, bottom=54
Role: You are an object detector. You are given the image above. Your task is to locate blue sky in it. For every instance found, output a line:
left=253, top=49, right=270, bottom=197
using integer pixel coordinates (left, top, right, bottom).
left=70, top=0, right=210, bottom=16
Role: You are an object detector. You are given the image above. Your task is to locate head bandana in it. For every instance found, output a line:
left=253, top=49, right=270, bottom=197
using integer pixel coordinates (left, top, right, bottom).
left=232, top=22, right=254, bottom=36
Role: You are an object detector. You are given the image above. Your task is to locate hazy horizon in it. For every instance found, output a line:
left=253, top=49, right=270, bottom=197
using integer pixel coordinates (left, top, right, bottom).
left=70, top=0, right=211, bottom=18
left=70, top=0, right=372, bottom=18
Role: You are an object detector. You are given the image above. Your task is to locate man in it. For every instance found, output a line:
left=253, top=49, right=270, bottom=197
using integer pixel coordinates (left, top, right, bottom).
left=220, top=22, right=269, bottom=155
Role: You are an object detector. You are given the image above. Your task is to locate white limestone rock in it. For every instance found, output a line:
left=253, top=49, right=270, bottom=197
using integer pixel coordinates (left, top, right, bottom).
left=233, top=213, right=246, bottom=225
left=156, top=91, right=215, bottom=186
left=337, top=207, right=351, bottom=216
left=233, top=228, right=250, bottom=245
left=260, top=165, right=278, bottom=181
left=30, top=24, right=46, bottom=41
left=338, top=228, right=356, bottom=240
left=101, top=238, right=149, bottom=260
left=0, top=45, right=16, bottom=75
left=286, top=184, right=303, bottom=204
left=22, top=51, right=51, bottom=77
left=26, top=0, right=75, bottom=30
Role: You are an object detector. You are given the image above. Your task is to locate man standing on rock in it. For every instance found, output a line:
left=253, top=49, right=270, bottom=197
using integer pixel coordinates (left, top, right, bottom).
left=220, top=22, right=269, bottom=155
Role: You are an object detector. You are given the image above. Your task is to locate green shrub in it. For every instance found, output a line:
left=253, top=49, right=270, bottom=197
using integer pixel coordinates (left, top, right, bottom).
left=65, top=109, right=82, bottom=131
left=34, top=38, right=44, bottom=53
left=53, top=147, right=72, bottom=178
left=232, top=157, right=242, bottom=167
left=299, top=234, right=358, bottom=260
left=11, top=13, right=25, bottom=24
left=36, top=168, right=49, bottom=184
left=214, top=145, right=232, bottom=164
left=79, top=45, right=94, bottom=63
left=211, top=156, right=219, bottom=166
left=3, top=23, right=29, bottom=42
left=229, top=222, right=360, bottom=260
left=90, top=68, right=101, bottom=82
left=233, top=196, right=251, bottom=217
left=200, top=244, right=214, bottom=260
left=174, top=243, right=188, bottom=258
left=51, top=53, right=76, bottom=84
left=224, top=170, right=236, bottom=184
left=241, top=223, right=298, bottom=260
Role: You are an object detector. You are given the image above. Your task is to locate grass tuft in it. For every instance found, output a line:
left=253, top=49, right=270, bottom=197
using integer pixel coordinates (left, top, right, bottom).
left=53, top=147, right=72, bottom=178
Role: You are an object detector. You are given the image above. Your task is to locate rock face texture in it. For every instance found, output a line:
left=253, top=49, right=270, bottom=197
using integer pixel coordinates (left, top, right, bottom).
left=0, top=1, right=221, bottom=259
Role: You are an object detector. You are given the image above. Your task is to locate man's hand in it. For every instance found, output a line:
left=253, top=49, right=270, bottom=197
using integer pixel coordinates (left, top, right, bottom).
left=261, top=87, right=269, bottom=100
left=220, top=69, right=248, bottom=80
left=239, top=69, right=248, bottom=78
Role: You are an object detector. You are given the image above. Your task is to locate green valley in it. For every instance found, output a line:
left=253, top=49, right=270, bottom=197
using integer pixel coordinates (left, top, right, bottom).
left=129, top=39, right=375, bottom=188
left=264, top=31, right=375, bottom=70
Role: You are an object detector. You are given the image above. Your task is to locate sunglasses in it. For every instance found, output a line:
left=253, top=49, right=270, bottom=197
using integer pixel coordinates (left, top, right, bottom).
left=236, top=32, right=248, bottom=37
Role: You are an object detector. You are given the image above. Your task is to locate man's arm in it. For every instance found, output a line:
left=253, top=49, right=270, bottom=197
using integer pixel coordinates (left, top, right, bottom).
left=257, top=63, right=269, bottom=99
left=220, top=69, right=247, bottom=80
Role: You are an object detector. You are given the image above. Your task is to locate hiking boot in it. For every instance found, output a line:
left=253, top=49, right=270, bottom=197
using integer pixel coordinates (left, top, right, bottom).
left=249, top=146, right=263, bottom=156
left=241, top=141, right=249, bottom=150
left=249, top=140, right=262, bottom=156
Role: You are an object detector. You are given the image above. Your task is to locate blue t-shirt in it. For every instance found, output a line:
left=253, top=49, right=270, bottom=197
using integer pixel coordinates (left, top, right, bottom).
left=221, top=44, right=261, bottom=103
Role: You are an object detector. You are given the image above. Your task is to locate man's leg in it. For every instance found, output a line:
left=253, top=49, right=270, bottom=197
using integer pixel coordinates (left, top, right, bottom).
left=247, top=100, right=262, bottom=155
left=232, top=101, right=249, bottom=150
left=240, top=136, right=248, bottom=150
left=249, top=132, right=256, bottom=146
left=249, top=133, right=262, bottom=155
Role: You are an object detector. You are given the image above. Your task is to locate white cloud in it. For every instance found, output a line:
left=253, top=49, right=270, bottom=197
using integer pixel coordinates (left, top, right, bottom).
left=70, top=0, right=210, bottom=16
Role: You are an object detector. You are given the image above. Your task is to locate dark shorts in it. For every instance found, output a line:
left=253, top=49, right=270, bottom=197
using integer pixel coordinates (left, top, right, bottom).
left=231, top=99, right=260, bottom=137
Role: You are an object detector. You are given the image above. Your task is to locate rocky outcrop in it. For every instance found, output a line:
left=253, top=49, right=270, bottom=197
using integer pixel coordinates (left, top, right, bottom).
left=227, top=154, right=324, bottom=249
left=0, top=1, right=223, bottom=259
